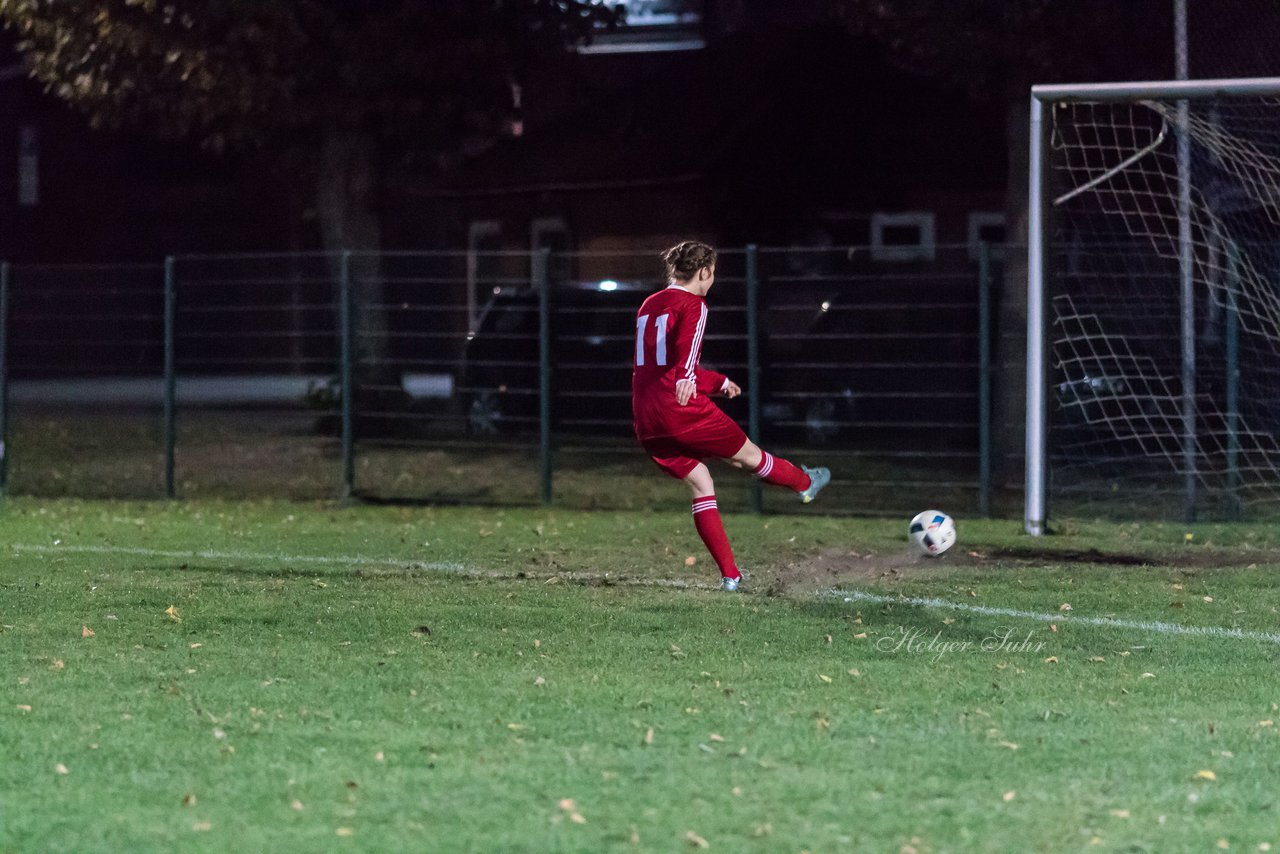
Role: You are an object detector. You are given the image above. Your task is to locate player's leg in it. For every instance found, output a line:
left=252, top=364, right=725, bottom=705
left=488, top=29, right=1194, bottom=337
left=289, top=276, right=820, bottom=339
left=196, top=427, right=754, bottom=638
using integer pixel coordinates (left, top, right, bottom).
left=641, top=437, right=743, bottom=589
left=682, top=463, right=742, bottom=588
left=726, top=438, right=831, bottom=503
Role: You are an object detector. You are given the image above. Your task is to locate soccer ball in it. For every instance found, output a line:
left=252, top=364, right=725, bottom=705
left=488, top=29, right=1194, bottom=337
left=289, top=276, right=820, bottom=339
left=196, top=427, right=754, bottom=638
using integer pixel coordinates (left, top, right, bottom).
left=908, top=510, right=956, bottom=557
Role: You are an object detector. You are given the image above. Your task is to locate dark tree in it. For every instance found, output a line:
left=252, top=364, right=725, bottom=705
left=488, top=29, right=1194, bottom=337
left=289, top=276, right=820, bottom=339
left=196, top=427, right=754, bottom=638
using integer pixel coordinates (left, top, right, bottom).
left=0, top=0, right=615, bottom=371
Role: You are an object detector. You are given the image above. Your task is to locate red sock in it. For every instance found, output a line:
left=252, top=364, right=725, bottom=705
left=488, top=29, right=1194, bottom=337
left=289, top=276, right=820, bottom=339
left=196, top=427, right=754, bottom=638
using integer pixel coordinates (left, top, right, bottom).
left=754, top=451, right=810, bottom=493
left=692, top=495, right=739, bottom=579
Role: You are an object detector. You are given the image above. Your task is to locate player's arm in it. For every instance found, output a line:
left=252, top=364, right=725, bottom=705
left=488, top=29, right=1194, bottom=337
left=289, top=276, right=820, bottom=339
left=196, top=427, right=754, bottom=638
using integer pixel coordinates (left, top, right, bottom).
left=671, top=302, right=739, bottom=404
left=669, top=301, right=705, bottom=406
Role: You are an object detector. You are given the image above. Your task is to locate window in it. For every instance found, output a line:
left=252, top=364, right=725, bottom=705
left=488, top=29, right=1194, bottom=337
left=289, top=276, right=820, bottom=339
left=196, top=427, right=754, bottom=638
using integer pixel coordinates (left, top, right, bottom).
left=467, top=221, right=503, bottom=332
left=18, top=125, right=38, bottom=207
left=870, top=212, right=935, bottom=262
left=579, top=0, right=704, bottom=54
left=967, top=212, right=1007, bottom=260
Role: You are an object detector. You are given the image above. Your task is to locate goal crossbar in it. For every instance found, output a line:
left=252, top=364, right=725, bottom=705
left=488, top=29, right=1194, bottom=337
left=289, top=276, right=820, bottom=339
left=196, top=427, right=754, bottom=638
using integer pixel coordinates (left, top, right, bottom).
left=1026, top=77, right=1280, bottom=535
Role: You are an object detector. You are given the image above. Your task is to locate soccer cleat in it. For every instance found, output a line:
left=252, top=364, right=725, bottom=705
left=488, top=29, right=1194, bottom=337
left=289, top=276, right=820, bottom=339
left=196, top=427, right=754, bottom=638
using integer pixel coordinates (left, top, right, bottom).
left=798, top=466, right=831, bottom=504
left=720, top=574, right=742, bottom=592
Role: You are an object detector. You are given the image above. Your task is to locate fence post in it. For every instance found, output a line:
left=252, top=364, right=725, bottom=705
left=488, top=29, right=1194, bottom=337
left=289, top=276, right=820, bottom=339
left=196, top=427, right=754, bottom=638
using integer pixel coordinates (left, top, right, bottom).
left=0, top=262, right=9, bottom=498
left=339, top=251, right=355, bottom=501
left=536, top=249, right=553, bottom=505
left=978, top=243, right=992, bottom=517
left=1225, top=242, right=1241, bottom=521
left=163, top=257, right=176, bottom=499
left=745, top=245, right=763, bottom=514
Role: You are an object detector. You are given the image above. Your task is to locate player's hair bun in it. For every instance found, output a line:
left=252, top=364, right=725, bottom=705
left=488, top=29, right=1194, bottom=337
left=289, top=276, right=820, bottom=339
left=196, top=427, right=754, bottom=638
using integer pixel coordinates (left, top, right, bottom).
left=663, top=241, right=717, bottom=281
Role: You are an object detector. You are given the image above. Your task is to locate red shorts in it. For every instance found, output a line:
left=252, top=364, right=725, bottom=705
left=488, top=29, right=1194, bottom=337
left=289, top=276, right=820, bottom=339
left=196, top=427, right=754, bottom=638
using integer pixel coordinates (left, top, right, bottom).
left=639, top=410, right=749, bottom=480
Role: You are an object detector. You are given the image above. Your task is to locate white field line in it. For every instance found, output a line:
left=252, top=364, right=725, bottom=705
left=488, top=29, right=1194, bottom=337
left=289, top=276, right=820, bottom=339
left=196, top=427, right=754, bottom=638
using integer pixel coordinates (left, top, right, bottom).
left=8, top=543, right=704, bottom=590
left=830, top=589, right=1280, bottom=645
left=11, top=543, right=1278, bottom=642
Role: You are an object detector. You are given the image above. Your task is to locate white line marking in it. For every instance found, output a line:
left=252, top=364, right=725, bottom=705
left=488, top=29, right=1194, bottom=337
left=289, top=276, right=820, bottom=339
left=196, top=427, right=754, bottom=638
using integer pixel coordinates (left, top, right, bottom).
left=829, top=589, right=1280, bottom=645
left=11, top=543, right=466, bottom=572
left=9, top=544, right=706, bottom=590
left=12, top=543, right=1278, bottom=642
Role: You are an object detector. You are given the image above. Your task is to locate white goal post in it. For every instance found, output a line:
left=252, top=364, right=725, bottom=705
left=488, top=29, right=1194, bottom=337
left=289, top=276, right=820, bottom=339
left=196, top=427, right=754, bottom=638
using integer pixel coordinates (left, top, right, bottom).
left=1027, top=77, right=1280, bottom=535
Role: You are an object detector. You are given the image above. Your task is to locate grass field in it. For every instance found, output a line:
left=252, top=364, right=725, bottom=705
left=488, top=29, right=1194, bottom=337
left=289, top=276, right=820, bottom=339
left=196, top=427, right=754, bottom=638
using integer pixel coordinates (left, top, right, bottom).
left=3, top=498, right=1280, bottom=852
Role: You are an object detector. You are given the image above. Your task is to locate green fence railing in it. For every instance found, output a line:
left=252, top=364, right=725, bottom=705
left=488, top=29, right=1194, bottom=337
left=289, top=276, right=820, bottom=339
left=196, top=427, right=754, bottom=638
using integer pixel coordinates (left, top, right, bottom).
left=0, top=245, right=1009, bottom=516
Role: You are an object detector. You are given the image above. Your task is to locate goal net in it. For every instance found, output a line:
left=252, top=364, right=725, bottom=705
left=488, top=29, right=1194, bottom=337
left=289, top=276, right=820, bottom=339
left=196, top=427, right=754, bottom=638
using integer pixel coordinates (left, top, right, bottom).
left=1028, top=79, right=1280, bottom=527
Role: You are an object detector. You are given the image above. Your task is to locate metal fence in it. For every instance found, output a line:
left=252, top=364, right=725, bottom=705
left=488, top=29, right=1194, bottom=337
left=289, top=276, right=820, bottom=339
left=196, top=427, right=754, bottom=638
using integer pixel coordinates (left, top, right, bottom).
left=0, top=245, right=1012, bottom=515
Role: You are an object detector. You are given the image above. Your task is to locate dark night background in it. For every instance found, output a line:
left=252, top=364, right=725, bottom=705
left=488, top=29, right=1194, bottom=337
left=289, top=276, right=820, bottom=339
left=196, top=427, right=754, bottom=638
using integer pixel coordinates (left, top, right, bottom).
left=8, top=0, right=1273, bottom=265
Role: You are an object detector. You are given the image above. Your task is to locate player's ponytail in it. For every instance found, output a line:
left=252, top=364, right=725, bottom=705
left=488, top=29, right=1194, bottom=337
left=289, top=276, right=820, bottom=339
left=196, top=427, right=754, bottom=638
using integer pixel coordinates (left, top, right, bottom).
left=662, top=241, right=717, bottom=282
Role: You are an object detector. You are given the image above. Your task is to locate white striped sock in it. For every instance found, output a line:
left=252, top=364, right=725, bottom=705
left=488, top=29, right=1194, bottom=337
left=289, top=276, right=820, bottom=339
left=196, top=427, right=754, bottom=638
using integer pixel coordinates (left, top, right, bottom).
left=755, top=452, right=774, bottom=478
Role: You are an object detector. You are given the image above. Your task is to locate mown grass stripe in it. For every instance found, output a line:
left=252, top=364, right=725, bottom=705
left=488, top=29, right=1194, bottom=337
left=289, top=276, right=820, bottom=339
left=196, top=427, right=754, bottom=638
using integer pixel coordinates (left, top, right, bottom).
left=16, top=543, right=1279, bottom=643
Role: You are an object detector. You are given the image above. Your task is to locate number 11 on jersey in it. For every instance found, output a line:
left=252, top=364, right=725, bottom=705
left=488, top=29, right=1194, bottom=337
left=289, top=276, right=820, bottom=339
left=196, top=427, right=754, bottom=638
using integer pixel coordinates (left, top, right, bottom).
left=635, top=313, right=670, bottom=366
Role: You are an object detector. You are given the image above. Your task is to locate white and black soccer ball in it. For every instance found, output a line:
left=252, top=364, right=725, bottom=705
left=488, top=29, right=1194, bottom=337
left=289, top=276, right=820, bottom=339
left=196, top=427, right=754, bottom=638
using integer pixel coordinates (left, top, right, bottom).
left=908, top=510, right=956, bottom=557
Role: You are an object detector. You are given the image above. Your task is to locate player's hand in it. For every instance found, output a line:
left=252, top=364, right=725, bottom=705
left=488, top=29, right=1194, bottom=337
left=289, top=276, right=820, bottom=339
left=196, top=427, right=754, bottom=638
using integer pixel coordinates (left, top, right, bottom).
left=722, top=380, right=742, bottom=399
left=676, top=379, right=697, bottom=406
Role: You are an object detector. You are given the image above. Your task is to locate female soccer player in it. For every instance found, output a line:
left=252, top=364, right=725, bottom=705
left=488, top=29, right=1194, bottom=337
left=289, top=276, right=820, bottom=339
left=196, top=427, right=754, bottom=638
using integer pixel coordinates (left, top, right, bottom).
left=632, top=241, right=831, bottom=591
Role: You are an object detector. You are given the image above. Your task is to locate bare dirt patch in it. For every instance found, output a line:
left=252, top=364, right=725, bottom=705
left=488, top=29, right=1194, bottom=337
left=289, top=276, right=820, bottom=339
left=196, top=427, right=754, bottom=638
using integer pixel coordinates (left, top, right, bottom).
left=762, top=547, right=977, bottom=596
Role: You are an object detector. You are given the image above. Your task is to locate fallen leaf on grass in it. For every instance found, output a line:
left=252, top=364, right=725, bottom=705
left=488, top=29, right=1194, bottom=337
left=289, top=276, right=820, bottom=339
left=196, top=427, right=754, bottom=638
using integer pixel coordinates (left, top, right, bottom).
left=16, top=705, right=31, bottom=712
left=1059, top=603, right=1072, bottom=611
left=533, top=676, right=546, bottom=686
left=1089, top=656, right=1106, bottom=663
left=708, top=733, right=724, bottom=742
left=685, top=831, right=710, bottom=849
left=50, top=660, right=64, bottom=670
left=998, top=741, right=1019, bottom=750
left=335, top=828, right=353, bottom=837
left=290, top=800, right=304, bottom=811
left=81, top=626, right=94, bottom=638
left=684, top=556, right=697, bottom=566
left=854, top=633, right=868, bottom=640
left=54, top=763, right=69, bottom=775
left=558, top=799, right=576, bottom=811
left=818, top=674, right=832, bottom=684
left=1203, top=596, right=1214, bottom=603
left=1194, top=769, right=1217, bottom=781
left=644, top=727, right=654, bottom=745
left=165, top=606, right=181, bottom=623
left=1043, top=657, right=1058, bottom=664
left=1003, top=791, right=1016, bottom=802
left=1260, top=720, right=1275, bottom=727
left=192, top=822, right=212, bottom=832
left=570, top=812, right=586, bottom=824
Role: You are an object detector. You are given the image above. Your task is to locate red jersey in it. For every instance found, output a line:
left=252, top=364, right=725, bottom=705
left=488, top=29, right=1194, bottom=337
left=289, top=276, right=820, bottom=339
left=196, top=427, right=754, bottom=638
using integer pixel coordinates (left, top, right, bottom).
left=632, top=286, right=730, bottom=439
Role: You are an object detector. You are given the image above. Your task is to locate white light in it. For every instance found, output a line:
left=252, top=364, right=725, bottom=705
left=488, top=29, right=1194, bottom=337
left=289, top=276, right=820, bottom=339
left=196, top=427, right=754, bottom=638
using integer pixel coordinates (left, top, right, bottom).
left=598, top=280, right=619, bottom=291
left=820, top=301, right=831, bottom=312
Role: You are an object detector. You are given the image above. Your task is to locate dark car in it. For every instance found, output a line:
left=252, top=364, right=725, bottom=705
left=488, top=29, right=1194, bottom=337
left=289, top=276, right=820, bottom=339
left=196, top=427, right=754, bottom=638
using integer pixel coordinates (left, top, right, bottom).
left=458, top=278, right=856, bottom=445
